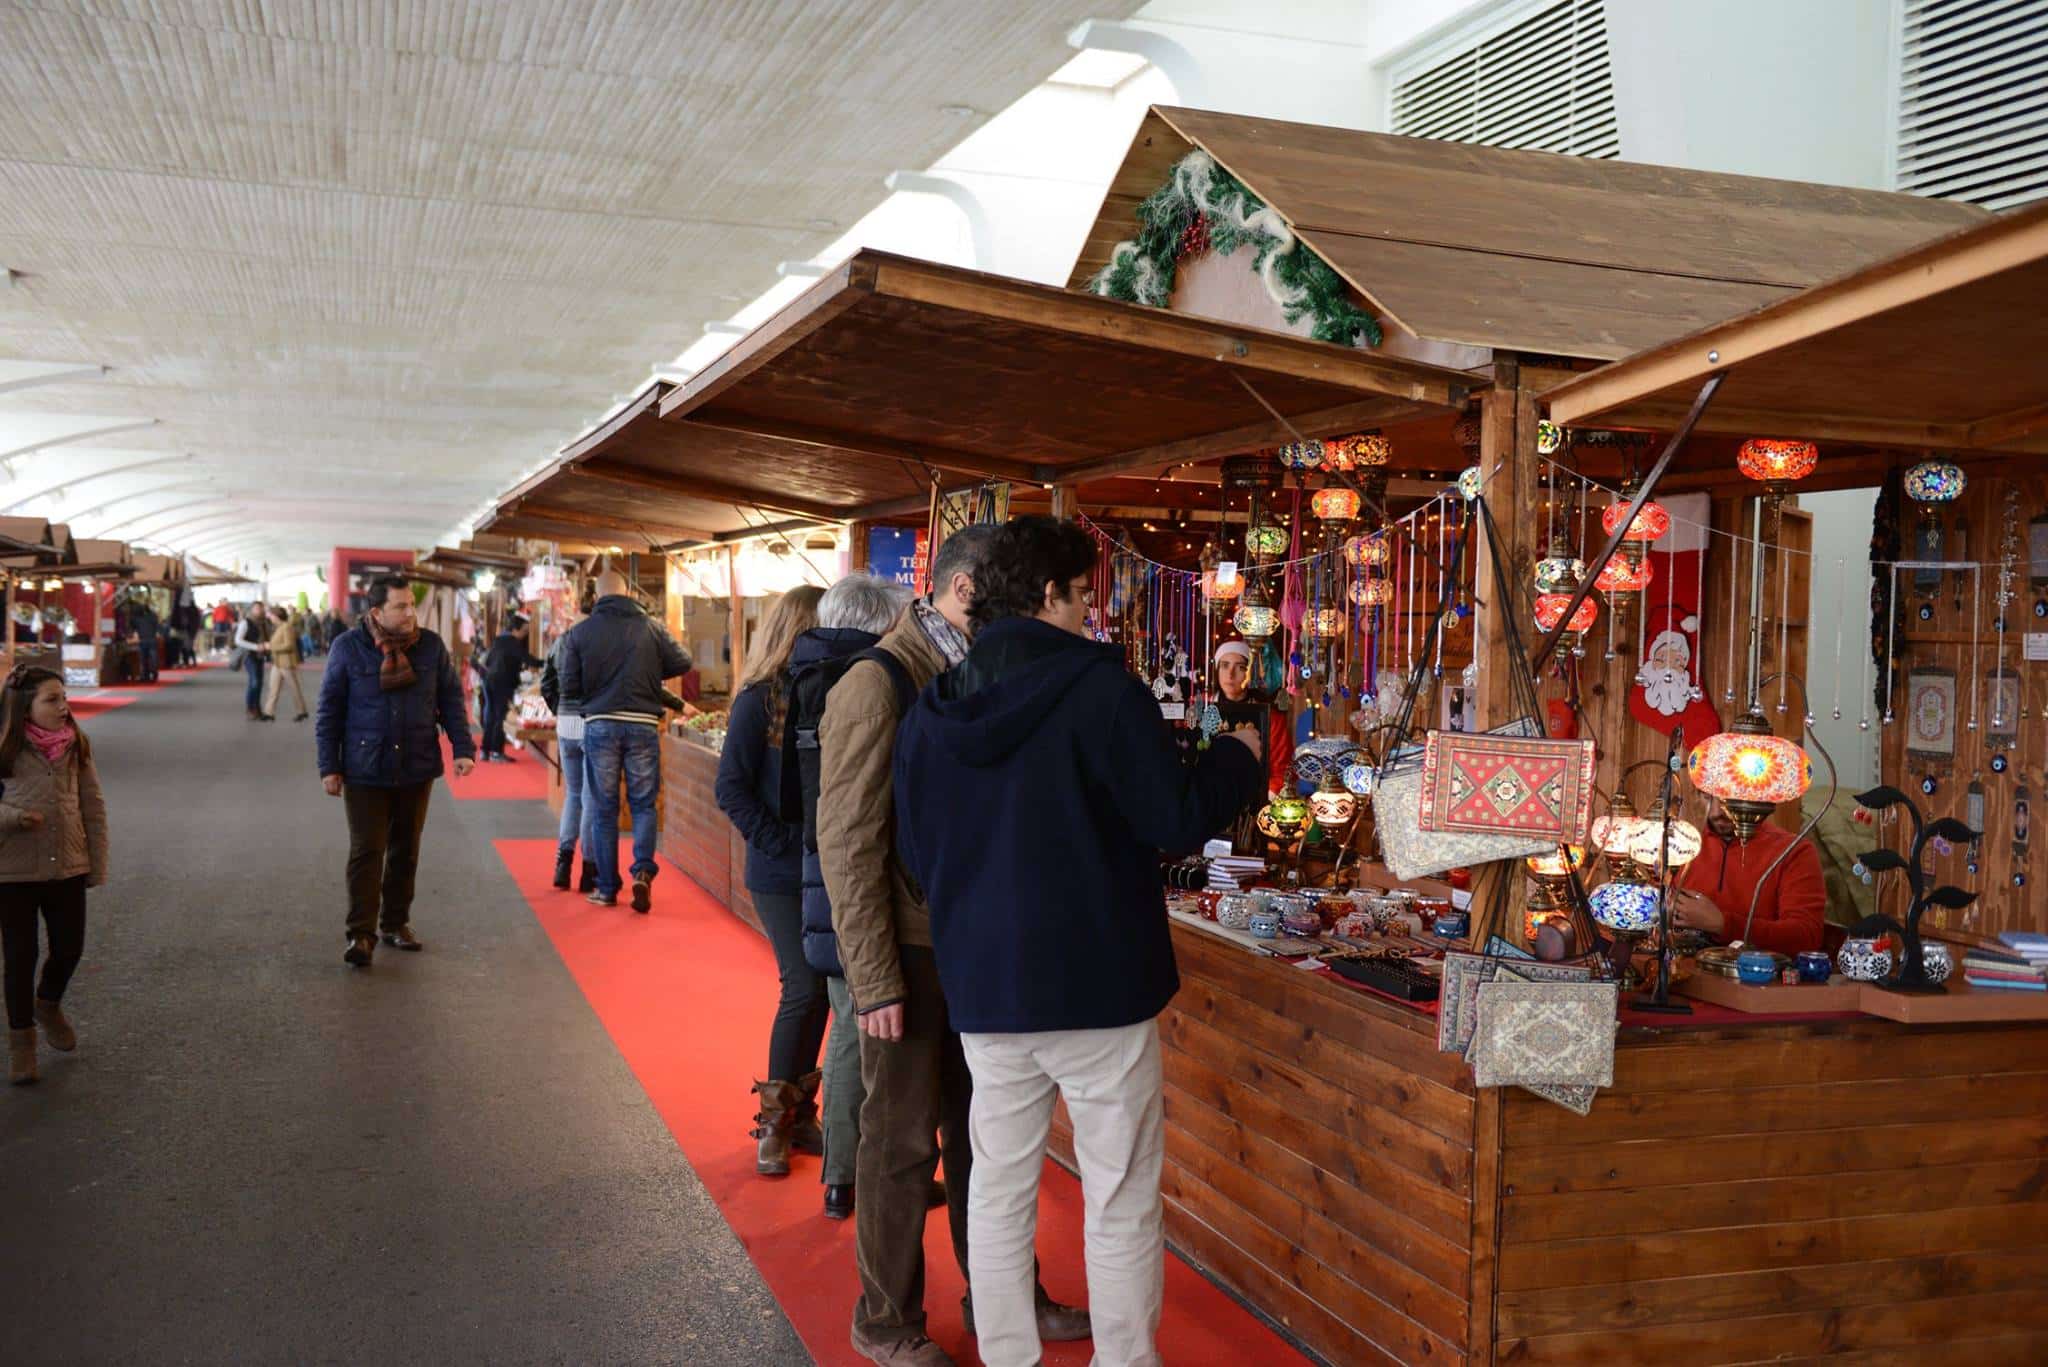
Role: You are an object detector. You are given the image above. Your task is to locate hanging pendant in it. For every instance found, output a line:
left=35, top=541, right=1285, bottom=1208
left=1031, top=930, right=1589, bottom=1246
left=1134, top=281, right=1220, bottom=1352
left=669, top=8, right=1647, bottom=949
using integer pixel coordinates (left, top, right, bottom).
left=2014, top=777, right=2032, bottom=888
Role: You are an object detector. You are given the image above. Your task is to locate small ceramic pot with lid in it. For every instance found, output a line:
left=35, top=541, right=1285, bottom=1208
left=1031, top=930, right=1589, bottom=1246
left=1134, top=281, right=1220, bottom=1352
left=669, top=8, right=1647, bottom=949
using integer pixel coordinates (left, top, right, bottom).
left=1216, top=894, right=1256, bottom=932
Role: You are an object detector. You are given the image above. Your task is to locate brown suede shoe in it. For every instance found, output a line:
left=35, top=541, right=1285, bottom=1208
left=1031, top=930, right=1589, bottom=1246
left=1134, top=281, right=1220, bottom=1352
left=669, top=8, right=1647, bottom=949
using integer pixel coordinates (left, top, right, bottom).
left=9, top=1027, right=36, bottom=1085
left=381, top=925, right=424, bottom=951
left=33, top=999, right=75, bottom=1052
left=962, top=1288, right=1093, bottom=1342
left=849, top=1326, right=953, bottom=1366
left=752, top=1079, right=801, bottom=1177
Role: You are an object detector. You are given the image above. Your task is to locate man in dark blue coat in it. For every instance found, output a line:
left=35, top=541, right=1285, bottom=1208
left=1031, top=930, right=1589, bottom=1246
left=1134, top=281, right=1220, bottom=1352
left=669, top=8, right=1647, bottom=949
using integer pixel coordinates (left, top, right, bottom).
left=315, top=574, right=475, bottom=967
left=893, top=516, right=1262, bottom=1367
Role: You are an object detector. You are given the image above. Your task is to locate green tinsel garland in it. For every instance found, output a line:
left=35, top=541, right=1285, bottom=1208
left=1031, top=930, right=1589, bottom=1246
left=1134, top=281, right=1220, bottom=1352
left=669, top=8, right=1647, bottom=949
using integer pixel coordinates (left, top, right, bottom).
left=1088, top=151, right=1382, bottom=349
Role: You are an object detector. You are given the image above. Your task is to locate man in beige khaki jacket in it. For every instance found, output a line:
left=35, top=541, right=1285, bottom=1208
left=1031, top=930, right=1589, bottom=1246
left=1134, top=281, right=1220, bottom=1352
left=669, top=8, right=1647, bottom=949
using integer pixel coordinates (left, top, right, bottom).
left=818, top=528, right=1087, bottom=1366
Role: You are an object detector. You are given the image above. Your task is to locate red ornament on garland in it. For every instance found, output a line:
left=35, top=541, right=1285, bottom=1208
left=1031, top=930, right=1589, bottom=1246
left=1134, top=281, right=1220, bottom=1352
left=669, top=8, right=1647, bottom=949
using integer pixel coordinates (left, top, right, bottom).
left=1177, top=212, right=1211, bottom=261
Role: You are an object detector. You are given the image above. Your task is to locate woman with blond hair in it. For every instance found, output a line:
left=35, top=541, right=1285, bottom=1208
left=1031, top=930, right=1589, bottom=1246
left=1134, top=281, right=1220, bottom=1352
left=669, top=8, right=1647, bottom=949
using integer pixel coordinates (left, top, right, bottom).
left=714, top=584, right=827, bottom=1176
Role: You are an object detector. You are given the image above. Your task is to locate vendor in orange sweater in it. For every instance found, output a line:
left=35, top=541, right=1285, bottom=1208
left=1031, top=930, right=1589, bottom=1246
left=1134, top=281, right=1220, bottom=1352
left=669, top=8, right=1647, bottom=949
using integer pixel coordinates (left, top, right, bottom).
left=1670, top=799, right=1827, bottom=954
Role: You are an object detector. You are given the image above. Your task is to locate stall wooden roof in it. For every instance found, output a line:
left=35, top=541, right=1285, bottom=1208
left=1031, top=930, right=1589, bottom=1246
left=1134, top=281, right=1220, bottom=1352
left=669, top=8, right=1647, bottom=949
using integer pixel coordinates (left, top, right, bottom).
left=0, top=517, right=58, bottom=568
left=185, top=556, right=254, bottom=586
left=1070, top=108, right=1988, bottom=362
left=129, top=553, right=182, bottom=586
left=484, top=249, right=1470, bottom=543
left=1545, top=200, right=2048, bottom=454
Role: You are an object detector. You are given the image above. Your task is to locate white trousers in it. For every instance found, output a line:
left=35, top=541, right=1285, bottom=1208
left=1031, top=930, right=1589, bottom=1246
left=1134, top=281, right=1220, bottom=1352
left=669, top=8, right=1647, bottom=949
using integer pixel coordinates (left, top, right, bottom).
left=961, top=1019, right=1165, bottom=1367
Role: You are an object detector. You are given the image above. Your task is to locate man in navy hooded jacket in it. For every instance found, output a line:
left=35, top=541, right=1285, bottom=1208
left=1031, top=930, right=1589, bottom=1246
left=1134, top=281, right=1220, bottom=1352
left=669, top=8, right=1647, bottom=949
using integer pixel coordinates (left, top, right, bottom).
left=893, top=516, right=1263, bottom=1367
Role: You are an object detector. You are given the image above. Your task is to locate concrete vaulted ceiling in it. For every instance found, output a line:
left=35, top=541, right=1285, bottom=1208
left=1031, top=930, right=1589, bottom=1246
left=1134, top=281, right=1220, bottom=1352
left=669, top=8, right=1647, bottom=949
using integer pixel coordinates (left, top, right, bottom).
left=0, top=0, right=1145, bottom=569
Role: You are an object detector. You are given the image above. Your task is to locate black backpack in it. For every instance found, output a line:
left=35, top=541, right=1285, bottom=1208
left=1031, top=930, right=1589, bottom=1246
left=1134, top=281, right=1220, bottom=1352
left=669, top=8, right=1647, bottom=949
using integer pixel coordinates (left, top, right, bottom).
left=781, top=646, right=917, bottom=856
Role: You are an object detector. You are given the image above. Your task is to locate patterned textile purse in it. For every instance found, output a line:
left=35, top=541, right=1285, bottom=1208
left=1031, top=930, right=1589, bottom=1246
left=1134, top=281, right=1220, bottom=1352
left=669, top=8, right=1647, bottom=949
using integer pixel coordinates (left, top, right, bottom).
left=1470, top=979, right=1620, bottom=1089
left=1418, top=731, right=1598, bottom=844
left=1374, top=726, right=1550, bottom=881
left=1370, top=496, right=1571, bottom=880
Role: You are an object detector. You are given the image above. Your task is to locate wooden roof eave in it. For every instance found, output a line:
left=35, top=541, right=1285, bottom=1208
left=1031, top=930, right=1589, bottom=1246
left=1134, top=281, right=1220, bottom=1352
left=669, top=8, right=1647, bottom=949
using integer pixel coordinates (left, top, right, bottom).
left=1545, top=201, right=2048, bottom=454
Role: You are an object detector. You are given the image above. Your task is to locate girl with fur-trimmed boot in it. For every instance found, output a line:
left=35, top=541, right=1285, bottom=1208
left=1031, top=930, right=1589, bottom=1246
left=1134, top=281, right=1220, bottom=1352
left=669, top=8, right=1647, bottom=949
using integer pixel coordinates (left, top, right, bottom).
left=0, top=667, right=109, bottom=1085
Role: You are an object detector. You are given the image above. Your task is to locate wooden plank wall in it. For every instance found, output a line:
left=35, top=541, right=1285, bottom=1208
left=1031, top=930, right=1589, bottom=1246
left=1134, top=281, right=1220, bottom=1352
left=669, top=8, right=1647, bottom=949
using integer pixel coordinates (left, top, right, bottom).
left=1877, top=469, right=2048, bottom=941
left=657, top=732, right=761, bottom=935
left=1052, top=926, right=1484, bottom=1365
left=1493, top=1019, right=2048, bottom=1364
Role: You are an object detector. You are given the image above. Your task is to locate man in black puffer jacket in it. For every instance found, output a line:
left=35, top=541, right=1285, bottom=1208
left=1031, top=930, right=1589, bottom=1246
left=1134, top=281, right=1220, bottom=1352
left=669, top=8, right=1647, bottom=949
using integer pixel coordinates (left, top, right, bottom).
left=893, top=517, right=1263, bottom=1367
left=558, top=570, right=691, bottom=911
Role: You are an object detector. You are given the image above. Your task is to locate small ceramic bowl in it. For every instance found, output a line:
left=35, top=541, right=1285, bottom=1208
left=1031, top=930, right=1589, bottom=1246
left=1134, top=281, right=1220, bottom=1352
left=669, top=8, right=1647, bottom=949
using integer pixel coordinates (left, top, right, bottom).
left=1919, top=941, right=1954, bottom=985
left=1837, top=936, right=1894, bottom=983
left=1334, top=911, right=1373, bottom=939
left=1195, top=890, right=1223, bottom=921
left=1248, top=910, right=1282, bottom=940
left=1795, top=950, right=1832, bottom=984
left=1736, top=949, right=1784, bottom=985
left=1216, top=894, right=1256, bottom=932
left=1431, top=909, right=1470, bottom=940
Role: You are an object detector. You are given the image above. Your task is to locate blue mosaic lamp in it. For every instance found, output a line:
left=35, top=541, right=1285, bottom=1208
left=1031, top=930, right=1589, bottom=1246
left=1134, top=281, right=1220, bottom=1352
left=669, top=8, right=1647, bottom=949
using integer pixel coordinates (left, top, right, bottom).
left=1589, top=879, right=1661, bottom=933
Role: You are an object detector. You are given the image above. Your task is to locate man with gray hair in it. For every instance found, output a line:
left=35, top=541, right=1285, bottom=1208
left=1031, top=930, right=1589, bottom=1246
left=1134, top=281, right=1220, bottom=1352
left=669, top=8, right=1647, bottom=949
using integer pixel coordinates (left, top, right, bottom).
left=819, top=526, right=1088, bottom=1365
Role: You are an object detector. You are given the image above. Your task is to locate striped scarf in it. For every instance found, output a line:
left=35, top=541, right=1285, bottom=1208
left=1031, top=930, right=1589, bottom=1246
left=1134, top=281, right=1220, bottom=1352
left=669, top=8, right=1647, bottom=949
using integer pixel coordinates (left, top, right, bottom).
left=365, top=614, right=421, bottom=691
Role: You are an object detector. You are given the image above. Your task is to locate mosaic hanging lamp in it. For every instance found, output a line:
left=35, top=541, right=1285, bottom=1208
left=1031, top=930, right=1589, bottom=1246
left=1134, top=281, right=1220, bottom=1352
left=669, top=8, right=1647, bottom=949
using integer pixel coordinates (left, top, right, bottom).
left=1594, top=554, right=1654, bottom=595
left=1737, top=438, right=1819, bottom=507
left=1627, top=802, right=1704, bottom=873
left=1342, top=533, right=1391, bottom=569
left=1349, top=576, right=1394, bottom=607
left=1457, top=466, right=1484, bottom=502
left=1686, top=707, right=1813, bottom=842
left=1590, top=792, right=1647, bottom=869
left=1245, top=520, right=1290, bottom=562
left=1311, top=488, right=1362, bottom=523
left=1589, top=875, right=1661, bottom=933
left=1904, top=459, right=1966, bottom=527
left=1535, top=591, right=1599, bottom=657
left=1232, top=576, right=1278, bottom=644
left=1275, top=439, right=1326, bottom=473
left=1535, top=537, right=1589, bottom=595
left=1601, top=482, right=1672, bottom=567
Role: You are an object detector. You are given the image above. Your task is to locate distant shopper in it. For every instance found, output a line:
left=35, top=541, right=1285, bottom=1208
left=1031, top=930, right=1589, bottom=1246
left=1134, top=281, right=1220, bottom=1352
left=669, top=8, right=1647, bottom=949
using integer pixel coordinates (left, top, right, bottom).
left=209, top=600, right=233, bottom=655
left=480, top=614, right=542, bottom=763
left=0, top=667, right=108, bottom=1086
left=558, top=571, right=690, bottom=912
left=233, top=604, right=271, bottom=720
left=540, top=606, right=596, bottom=893
left=712, top=585, right=826, bottom=1180
left=130, top=600, right=161, bottom=683
left=261, top=603, right=310, bottom=722
left=786, top=574, right=910, bottom=1220
left=893, top=516, right=1264, bottom=1367
left=315, top=574, right=475, bottom=968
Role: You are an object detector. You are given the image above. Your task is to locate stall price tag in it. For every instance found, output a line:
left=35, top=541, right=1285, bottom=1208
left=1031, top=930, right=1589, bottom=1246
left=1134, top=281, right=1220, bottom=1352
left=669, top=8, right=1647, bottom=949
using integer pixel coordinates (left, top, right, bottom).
left=2026, top=633, right=2048, bottom=662
left=1159, top=702, right=1186, bottom=721
left=1215, top=561, right=1239, bottom=588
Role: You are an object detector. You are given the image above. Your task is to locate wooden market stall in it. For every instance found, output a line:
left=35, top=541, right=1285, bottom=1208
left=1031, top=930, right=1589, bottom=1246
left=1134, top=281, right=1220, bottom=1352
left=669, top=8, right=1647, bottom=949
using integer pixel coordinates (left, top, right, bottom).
left=479, top=107, right=2047, bottom=1364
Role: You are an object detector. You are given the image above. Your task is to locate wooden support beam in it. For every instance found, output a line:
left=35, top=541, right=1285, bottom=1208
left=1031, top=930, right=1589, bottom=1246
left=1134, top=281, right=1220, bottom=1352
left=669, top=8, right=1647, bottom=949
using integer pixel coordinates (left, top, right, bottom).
left=676, top=409, right=1043, bottom=486
left=507, top=501, right=711, bottom=542
left=1050, top=398, right=1440, bottom=485
left=571, top=459, right=846, bottom=523
left=660, top=260, right=875, bottom=420
left=870, top=258, right=1471, bottom=408
left=726, top=544, right=746, bottom=689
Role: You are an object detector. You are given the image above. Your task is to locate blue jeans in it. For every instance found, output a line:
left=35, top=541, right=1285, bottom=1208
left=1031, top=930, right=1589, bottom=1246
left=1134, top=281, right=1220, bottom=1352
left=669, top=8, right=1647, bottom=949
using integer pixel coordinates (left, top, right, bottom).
left=242, top=652, right=265, bottom=711
left=583, top=720, right=660, bottom=897
left=557, top=734, right=595, bottom=857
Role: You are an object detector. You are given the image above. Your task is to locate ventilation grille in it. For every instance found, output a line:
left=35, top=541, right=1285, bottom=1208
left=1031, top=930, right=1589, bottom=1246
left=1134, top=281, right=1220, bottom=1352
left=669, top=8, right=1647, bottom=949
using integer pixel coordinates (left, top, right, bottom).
left=1896, top=0, right=2048, bottom=210
left=1391, top=0, right=1619, bottom=158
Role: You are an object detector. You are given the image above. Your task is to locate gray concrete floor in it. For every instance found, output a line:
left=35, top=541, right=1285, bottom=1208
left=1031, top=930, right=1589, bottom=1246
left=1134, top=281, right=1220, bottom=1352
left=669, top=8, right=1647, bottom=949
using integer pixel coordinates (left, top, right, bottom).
left=0, top=663, right=809, bottom=1365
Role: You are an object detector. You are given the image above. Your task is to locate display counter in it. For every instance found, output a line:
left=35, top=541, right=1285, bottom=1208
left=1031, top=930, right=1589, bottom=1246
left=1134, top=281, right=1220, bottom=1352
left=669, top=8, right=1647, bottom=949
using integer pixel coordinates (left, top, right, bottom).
left=658, top=726, right=759, bottom=935
left=1039, top=919, right=2048, bottom=1365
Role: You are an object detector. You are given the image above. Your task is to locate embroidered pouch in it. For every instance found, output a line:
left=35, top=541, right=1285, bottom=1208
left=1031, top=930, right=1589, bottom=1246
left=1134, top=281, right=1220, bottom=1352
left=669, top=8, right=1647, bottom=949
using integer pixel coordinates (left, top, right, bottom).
left=1374, top=721, right=1550, bottom=882
left=1418, top=732, right=1598, bottom=843
left=1471, top=980, right=1619, bottom=1089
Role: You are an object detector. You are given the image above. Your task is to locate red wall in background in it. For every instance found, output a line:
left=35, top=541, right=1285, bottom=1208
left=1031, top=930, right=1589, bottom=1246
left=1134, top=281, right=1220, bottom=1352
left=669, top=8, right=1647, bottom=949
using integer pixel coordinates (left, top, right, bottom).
left=328, top=547, right=414, bottom=618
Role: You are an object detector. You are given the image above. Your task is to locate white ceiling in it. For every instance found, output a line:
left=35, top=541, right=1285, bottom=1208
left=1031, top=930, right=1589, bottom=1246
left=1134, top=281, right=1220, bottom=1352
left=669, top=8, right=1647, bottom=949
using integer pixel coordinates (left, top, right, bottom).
left=0, top=0, right=1143, bottom=569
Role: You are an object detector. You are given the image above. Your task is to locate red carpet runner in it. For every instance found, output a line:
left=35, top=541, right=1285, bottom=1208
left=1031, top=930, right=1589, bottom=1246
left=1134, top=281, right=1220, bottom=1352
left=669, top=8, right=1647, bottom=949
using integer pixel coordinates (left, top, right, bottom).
left=440, top=736, right=553, bottom=800
left=493, top=837, right=1299, bottom=1366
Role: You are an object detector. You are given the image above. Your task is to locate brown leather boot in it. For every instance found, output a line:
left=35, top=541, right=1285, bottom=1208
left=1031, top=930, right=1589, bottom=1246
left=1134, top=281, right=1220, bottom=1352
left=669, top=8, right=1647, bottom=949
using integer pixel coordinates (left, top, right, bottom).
left=790, top=1068, right=824, bottom=1156
left=9, top=1027, right=36, bottom=1085
left=33, top=999, right=75, bottom=1051
left=751, top=1079, right=801, bottom=1176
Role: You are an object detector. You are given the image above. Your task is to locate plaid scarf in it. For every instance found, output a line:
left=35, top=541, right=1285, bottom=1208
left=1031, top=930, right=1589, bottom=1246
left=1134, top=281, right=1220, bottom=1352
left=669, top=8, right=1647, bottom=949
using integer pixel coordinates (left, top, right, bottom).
left=365, top=614, right=421, bottom=691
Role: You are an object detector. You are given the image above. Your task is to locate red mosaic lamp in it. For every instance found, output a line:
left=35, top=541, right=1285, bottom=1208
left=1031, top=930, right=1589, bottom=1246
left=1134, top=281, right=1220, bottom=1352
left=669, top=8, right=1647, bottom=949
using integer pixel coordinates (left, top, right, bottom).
left=1686, top=708, right=1813, bottom=842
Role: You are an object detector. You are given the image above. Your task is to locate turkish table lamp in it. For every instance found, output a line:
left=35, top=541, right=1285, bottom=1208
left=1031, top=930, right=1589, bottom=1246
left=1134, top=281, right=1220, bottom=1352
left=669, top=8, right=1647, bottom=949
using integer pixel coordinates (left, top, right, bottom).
left=1232, top=576, right=1278, bottom=645
left=1523, top=845, right=1587, bottom=939
left=1308, top=769, right=1358, bottom=828
left=1686, top=706, right=1814, bottom=842
left=1590, top=791, right=1647, bottom=876
left=1628, top=796, right=1704, bottom=876
left=1738, top=438, right=1819, bottom=541
left=1260, top=794, right=1310, bottom=841
left=1589, top=865, right=1662, bottom=988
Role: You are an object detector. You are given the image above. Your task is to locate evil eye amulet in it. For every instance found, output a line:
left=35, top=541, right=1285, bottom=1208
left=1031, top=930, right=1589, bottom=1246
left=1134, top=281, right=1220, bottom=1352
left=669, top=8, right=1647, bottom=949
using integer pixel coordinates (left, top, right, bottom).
left=2037, top=601, right=2047, bottom=618
left=1993, top=754, right=2009, bottom=773
left=2017, top=873, right=2029, bottom=888
left=1919, top=603, right=1934, bottom=621
left=1921, top=776, right=1938, bottom=795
